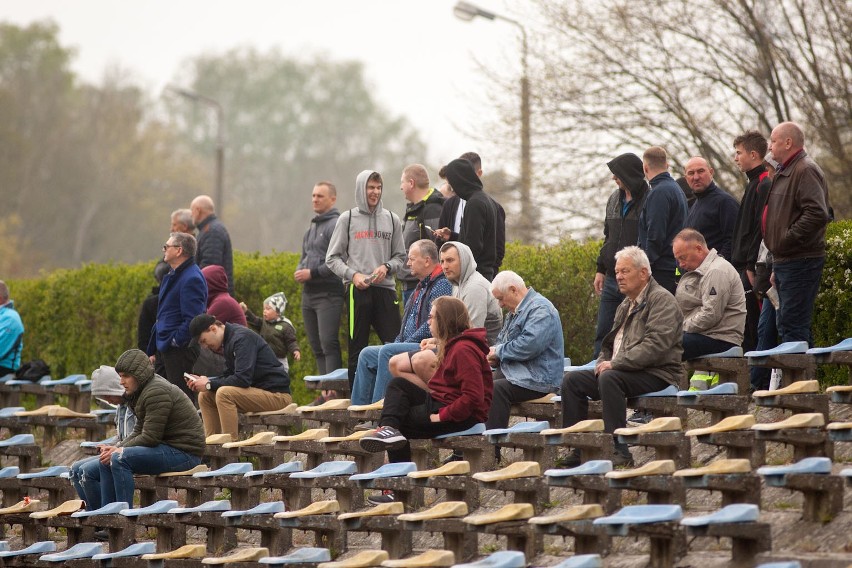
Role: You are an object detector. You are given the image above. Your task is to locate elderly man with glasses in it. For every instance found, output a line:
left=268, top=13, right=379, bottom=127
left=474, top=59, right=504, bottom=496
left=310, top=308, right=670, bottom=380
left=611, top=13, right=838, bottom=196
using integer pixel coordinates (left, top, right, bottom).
left=146, top=232, right=208, bottom=403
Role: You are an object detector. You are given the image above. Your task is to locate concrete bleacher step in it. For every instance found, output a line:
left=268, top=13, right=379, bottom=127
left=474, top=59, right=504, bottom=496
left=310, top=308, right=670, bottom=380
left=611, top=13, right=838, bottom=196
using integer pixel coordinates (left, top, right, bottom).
left=0, top=541, right=56, bottom=558
left=260, top=547, right=332, bottom=565
left=39, top=542, right=105, bottom=562
left=472, top=461, right=540, bottom=482
left=169, top=499, right=232, bottom=514
left=529, top=504, right=604, bottom=525
left=408, top=460, right=470, bottom=478
left=463, top=503, right=534, bottom=525
left=381, top=549, right=455, bottom=567
left=91, top=541, right=156, bottom=560
left=680, top=503, right=759, bottom=526
left=222, top=501, right=286, bottom=518
left=71, top=501, right=129, bottom=518
left=338, top=501, right=403, bottom=521
left=593, top=504, right=682, bottom=535
left=202, top=546, right=269, bottom=564
left=545, top=460, right=613, bottom=478
left=398, top=501, right=468, bottom=522
left=29, top=499, right=84, bottom=519
left=275, top=500, right=340, bottom=518
left=351, top=462, right=417, bottom=481
left=451, top=550, right=526, bottom=568
left=290, top=460, right=357, bottom=478
left=141, top=543, right=207, bottom=560
left=319, top=550, right=389, bottom=568
left=120, top=499, right=179, bottom=516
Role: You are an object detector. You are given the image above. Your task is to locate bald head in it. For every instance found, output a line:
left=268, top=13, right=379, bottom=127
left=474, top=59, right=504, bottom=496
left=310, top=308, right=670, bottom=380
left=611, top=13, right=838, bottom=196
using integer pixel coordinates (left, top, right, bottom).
left=769, top=122, right=805, bottom=164
left=190, top=195, right=215, bottom=225
left=684, top=156, right=714, bottom=193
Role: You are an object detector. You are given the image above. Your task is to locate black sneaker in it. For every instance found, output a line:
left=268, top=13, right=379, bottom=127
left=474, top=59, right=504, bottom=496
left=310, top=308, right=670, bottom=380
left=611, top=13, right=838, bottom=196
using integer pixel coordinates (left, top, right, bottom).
left=627, top=410, right=652, bottom=426
left=367, top=490, right=395, bottom=505
left=359, top=426, right=407, bottom=453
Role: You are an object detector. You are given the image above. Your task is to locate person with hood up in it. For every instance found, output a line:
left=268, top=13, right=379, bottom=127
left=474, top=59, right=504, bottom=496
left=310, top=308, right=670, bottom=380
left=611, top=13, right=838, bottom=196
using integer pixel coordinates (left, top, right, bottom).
left=326, top=170, right=406, bottom=387
left=98, top=349, right=205, bottom=507
left=202, top=265, right=246, bottom=327
left=593, top=153, right=649, bottom=357
left=241, top=292, right=301, bottom=373
left=435, top=159, right=499, bottom=281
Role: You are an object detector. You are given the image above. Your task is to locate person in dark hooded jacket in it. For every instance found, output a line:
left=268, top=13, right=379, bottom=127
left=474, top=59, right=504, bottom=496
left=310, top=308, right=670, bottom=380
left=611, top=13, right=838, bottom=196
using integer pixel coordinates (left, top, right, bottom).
left=202, top=265, right=246, bottom=327
left=593, top=153, right=649, bottom=356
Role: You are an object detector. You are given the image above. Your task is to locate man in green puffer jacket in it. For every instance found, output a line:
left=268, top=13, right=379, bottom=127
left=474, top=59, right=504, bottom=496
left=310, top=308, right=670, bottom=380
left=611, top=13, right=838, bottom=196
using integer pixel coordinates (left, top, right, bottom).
left=98, top=349, right=205, bottom=507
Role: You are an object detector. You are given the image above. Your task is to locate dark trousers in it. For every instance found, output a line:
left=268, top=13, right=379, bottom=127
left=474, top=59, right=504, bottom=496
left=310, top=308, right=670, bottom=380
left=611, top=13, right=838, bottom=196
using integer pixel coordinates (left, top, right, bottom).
left=302, top=290, right=344, bottom=375
left=652, top=266, right=678, bottom=295
left=486, top=373, right=549, bottom=429
left=561, top=369, right=670, bottom=433
left=774, top=257, right=824, bottom=345
left=740, top=269, right=759, bottom=352
left=682, top=333, right=737, bottom=361
left=594, top=275, right=624, bottom=358
left=0, top=366, right=14, bottom=377
left=380, top=377, right=478, bottom=462
left=158, top=346, right=199, bottom=405
left=347, top=286, right=401, bottom=387
left=750, top=298, right=778, bottom=390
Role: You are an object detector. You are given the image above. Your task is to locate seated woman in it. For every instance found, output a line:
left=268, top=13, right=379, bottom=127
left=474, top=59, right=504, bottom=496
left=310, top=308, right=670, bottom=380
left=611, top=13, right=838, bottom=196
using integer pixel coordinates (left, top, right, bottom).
left=98, top=349, right=206, bottom=506
left=360, top=296, right=493, bottom=462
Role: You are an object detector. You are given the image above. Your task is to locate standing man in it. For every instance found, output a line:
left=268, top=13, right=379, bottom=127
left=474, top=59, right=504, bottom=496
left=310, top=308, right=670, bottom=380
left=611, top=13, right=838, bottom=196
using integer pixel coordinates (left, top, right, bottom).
left=638, top=146, right=689, bottom=293
left=593, top=153, right=649, bottom=357
left=170, top=209, right=195, bottom=234
left=764, top=122, right=832, bottom=345
left=684, top=157, right=740, bottom=259
left=731, top=131, right=772, bottom=351
left=147, top=232, right=207, bottom=402
left=399, top=164, right=444, bottom=305
left=191, top=195, right=234, bottom=296
left=0, top=281, right=24, bottom=377
left=295, top=182, right=345, bottom=375
left=326, top=170, right=406, bottom=387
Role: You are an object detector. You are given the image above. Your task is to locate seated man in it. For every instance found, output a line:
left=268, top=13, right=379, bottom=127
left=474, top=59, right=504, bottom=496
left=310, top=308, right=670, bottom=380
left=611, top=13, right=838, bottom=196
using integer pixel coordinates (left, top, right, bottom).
left=69, top=366, right=137, bottom=511
left=673, top=228, right=746, bottom=360
left=188, top=314, right=293, bottom=440
left=99, top=349, right=205, bottom=506
left=561, top=246, right=683, bottom=466
left=350, top=239, right=452, bottom=408
left=0, top=280, right=24, bottom=377
left=486, top=270, right=564, bottom=431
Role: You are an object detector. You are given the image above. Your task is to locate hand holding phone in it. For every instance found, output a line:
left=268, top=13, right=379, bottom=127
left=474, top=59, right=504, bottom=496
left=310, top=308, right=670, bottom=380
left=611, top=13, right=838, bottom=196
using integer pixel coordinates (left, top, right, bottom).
left=184, top=372, right=199, bottom=383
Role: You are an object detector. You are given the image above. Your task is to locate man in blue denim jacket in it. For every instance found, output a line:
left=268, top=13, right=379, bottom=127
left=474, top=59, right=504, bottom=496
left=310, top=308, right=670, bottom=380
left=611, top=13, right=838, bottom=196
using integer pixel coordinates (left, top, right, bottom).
left=485, top=271, right=564, bottom=431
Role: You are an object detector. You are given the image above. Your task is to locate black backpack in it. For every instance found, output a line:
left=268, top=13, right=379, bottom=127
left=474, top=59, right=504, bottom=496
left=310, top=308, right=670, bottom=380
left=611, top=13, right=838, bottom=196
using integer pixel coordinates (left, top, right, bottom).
left=15, top=359, right=51, bottom=382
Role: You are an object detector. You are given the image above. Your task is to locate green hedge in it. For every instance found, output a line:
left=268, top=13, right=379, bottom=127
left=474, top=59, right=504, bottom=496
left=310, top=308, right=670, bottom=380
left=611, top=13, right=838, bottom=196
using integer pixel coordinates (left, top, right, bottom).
left=9, top=224, right=852, bottom=403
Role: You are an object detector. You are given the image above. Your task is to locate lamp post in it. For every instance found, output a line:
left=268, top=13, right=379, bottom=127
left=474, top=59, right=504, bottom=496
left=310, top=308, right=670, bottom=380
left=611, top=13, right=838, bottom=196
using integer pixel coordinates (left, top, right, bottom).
left=166, top=85, right=225, bottom=218
left=453, top=1, right=533, bottom=243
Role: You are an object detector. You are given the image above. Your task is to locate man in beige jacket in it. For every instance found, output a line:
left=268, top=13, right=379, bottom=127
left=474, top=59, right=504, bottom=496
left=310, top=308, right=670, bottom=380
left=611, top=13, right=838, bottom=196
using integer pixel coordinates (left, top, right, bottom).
left=673, top=228, right=746, bottom=360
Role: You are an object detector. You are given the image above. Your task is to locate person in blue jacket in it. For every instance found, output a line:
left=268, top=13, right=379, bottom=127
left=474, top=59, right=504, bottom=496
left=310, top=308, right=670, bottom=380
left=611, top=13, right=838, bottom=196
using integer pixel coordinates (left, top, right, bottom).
left=0, top=281, right=24, bottom=376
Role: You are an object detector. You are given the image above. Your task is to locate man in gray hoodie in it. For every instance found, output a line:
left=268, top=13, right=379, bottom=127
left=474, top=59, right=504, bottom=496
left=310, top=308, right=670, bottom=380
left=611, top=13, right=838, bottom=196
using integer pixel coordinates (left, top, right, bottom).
left=326, top=170, right=407, bottom=386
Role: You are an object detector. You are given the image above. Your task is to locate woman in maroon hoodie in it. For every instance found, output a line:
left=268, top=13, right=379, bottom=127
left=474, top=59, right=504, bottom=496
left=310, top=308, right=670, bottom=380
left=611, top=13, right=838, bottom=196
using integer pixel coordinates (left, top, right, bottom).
left=201, top=265, right=246, bottom=327
left=360, top=296, right=493, bottom=464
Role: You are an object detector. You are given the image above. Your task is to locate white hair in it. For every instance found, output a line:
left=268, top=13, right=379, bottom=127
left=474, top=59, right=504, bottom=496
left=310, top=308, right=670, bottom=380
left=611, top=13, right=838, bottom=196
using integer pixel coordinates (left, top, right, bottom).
left=491, top=270, right=526, bottom=294
left=614, top=246, right=651, bottom=272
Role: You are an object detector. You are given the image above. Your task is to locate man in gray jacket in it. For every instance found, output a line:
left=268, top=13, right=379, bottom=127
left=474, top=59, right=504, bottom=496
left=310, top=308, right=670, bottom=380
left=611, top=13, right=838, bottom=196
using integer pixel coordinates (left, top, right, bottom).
left=561, top=246, right=683, bottom=466
left=673, top=229, right=746, bottom=360
left=326, top=170, right=406, bottom=387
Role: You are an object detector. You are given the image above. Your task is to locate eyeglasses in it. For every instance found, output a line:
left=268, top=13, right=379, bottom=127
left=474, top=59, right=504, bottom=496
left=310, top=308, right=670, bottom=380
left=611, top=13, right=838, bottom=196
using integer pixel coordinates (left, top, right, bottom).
left=162, top=244, right=181, bottom=251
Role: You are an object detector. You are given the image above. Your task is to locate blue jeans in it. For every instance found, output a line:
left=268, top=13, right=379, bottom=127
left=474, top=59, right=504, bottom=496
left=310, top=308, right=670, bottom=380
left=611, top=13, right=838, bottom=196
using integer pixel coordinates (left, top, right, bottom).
left=773, top=257, right=824, bottom=345
left=750, top=298, right=778, bottom=390
left=682, top=333, right=737, bottom=361
left=351, top=342, right=420, bottom=405
left=69, top=456, right=103, bottom=510
left=99, top=444, right=201, bottom=506
left=594, top=275, right=624, bottom=357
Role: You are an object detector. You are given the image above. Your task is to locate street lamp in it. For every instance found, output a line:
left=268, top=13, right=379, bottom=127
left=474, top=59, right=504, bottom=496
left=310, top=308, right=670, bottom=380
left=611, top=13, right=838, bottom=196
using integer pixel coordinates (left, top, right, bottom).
left=166, top=85, right=226, bottom=219
left=454, top=1, right=533, bottom=243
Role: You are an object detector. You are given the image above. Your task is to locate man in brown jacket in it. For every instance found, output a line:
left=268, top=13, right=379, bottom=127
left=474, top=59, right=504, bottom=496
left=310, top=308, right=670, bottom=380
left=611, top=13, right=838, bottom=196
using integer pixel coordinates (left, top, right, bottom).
left=764, top=122, right=831, bottom=345
left=561, top=246, right=683, bottom=466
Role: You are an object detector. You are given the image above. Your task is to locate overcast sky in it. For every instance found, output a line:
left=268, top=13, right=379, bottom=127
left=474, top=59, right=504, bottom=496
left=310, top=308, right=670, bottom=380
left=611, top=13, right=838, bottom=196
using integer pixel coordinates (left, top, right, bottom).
left=4, top=0, right=526, bottom=166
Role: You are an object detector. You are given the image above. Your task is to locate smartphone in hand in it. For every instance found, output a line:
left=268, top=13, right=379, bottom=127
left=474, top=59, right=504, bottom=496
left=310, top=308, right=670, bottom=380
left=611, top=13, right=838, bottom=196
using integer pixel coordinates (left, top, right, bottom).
left=184, top=372, right=199, bottom=383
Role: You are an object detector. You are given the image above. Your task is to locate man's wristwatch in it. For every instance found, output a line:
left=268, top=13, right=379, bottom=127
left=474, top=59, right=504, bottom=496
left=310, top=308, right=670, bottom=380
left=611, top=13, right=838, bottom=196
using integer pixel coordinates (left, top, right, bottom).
left=383, top=262, right=392, bottom=272
left=205, top=382, right=212, bottom=391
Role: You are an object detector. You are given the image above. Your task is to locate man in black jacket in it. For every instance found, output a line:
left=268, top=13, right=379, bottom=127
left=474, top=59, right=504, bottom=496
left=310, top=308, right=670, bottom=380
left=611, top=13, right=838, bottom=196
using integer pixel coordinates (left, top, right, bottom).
left=188, top=314, right=292, bottom=440
left=683, top=157, right=740, bottom=260
left=593, top=153, right=649, bottom=356
left=399, top=165, right=444, bottom=304
left=191, top=195, right=235, bottom=296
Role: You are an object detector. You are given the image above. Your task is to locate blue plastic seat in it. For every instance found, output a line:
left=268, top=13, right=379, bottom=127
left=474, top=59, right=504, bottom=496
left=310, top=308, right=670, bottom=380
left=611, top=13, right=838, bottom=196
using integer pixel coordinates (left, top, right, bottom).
left=0, top=541, right=57, bottom=558
left=168, top=500, right=232, bottom=514
left=680, top=504, right=759, bottom=526
left=807, top=337, right=852, bottom=355
left=677, top=382, right=738, bottom=398
left=565, top=360, right=596, bottom=373
left=452, top=550, right=526, bottom=568
left=80, top=436, right=118, bottom=449
left=757, top=457, right=832, bottom=487
left=120, top=499, right=179, bottom=517
left=483, top=420, right=550, bottom=439
left=0, top=374, right=14, bottom=383
left=0, top=433, right=35, bottom=447
left=0, top=407, right=25, bottom=418
left=593, top=505, right=683, bottom=536
left=92, top=541, right=156, bottom=560
left=550, top=555, right=603, bottom=568
left=0, top=466, right=20, bottom=479
left=755, top=563, right=802, bottom=568
left=245, top=461, right=304, bottom=477
left=42, top=374, right=88, bottom=387
left=562, top=357, right=572, bottom=372
left=39, top=542, right=105, bottom=562
left=435, top=423, right=485, bottom=439
left=545, top=460, right=613, bottom=477
left=290, top=461, right=357, bottom=479
left=350, top=462, right=417, bottom=481
left=636, top=385, right=678, bottom=397
left=0, top=542, right=7, bottom=552
left=304, top=368, right=348, bottom=382
left=222, top=501, right=286, bottom=518
left=71, top=501, right=130, bottom=518
left=92, top=409, right=117, bottom=422
left=694, top=346, right=743, bottom=359
left=259, top=548, right=331, bottom=565
left=193, top=462, right=253, bottom=477
left=17, top=465, right=70, bottom=480
left=840, top=468, right=852, bottom=478
left=745, top=341, right=809, bottom=358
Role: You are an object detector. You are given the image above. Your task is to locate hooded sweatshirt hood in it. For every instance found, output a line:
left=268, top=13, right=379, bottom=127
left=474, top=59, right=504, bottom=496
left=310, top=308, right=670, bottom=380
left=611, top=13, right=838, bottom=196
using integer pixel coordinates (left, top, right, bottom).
left=354, top=169, right=384, bottom=215
left=202, top=265, right=229, bottom=299
left=444, top=159, right=482, bottom=200
left=440, top=241, right=503, bottom=344
left=607, top=153, right=648, bottom=199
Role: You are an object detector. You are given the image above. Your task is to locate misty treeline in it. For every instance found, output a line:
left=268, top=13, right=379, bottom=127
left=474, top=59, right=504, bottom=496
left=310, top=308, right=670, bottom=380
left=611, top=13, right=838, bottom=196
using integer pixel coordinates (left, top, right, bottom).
left=479, top=0, right=850, bottom=236
left=0, top=21, right=425, bottom=278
